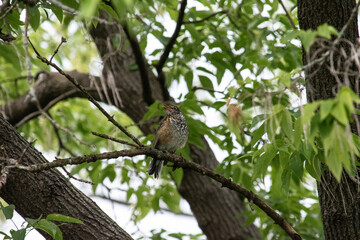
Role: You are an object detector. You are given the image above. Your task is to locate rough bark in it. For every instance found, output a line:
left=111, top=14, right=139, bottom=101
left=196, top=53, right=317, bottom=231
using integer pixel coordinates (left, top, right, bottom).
left=298, top=0, right=360, bottom=239
left=0, top=116, right=133, bottom=240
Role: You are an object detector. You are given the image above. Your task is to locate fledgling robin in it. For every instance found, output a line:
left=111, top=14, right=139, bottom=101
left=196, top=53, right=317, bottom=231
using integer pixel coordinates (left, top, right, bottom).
left=147, top=104, right=189, bottom=178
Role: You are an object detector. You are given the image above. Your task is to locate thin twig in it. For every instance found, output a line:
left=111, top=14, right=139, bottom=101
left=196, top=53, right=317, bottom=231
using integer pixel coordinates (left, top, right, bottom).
left=278, top=0, right=296, bottom=30
left=155, top=0, right=187, bottom=101
left=32, top=99, right=93, bottom=147
left=121, top=22, right=154, bottom=105
left=192, top=86, right=225, bottom=94
left=183, top=10, right=227, bottom=24
left=18, top=139, right=36, bottom=163
left=27, top=37, right=144, bottom=147
left=47, top=111, right=76, bottom=156
left=61, top=166, right=94, bottom=185
left=0, top=76, right=28, bottom=84
left=156, top=0, right=187, bottom=70
left=91, top=131, right=138, bottom=148
left=92, top=194, right=193, bottom=217
left=49, top=36, right=67, bottom=63
left=23, top=5, right=33, bottom=86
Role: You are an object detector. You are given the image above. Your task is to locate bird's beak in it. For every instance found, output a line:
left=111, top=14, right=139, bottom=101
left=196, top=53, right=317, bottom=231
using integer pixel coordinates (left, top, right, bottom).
left=164, top=105, right=172, bottom=111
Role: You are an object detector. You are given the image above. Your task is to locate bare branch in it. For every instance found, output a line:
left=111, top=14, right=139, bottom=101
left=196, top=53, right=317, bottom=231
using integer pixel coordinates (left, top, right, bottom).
left=92, top=194, right=194, bottom=217
left=23, top=5, right=33, bottom=85
left=0, top=75, right=28, bottom=84
left=278, top=0, right=297, bottom=30
left=49, top=36, right=67, bottom=63
left=155, top=0, right=187, bottom=101
left=156, top=0, right=187, bottom=71
left=3, top=146, right=302, bottom=240
left=91, top=131, right=138, bottom=148
left=183, top=10, right=227, bottom=24
left=122, top=22, right=154, bottom=105
left=61, top=166, right=94, bottom=185
left=192, top=86, right=225, bottom=94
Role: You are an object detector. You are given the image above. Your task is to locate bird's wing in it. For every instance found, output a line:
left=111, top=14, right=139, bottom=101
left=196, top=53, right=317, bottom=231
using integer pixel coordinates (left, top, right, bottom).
left=154, top=116, right=166, bottom=148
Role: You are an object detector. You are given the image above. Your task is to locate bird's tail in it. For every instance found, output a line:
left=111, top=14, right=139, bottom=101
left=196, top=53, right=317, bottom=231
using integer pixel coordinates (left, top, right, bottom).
left=147, top=158, right=162, bottom=178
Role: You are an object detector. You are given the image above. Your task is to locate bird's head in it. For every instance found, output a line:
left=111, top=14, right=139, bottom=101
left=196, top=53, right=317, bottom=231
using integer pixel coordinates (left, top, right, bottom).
left=164, top=104, right=181, bottom=115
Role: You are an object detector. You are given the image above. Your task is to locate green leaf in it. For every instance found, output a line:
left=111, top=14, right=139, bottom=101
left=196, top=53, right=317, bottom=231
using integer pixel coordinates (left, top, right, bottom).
left=331, top=102, right=348, bottom=125
left=49, top=4, right=63, bottom=22
left=29, top=6, right=41, bottom=31
left=10, top=229, right=26, bottom=240
left=251, top=123, right=264, bottom=147
left=142, top=101, right=162, bottom=122
left=0, top=203, right=15, bottom=220
left=198, top=75, right=214, bottom=97
left=184, top=71, right=193, bottom=91
left=80, top=0, right=100, bottom=18
left=126, top=188, right=134, bottom=202
left=281, top=168, right=292, bottom=194
left=281, top=110, right=293, bottom=141
left=293, top=117, right=302, bottom=148
left=0, top=231, right=11, bottom=239
left=320, top=100, right=334, bottom=121
left=290, top=154, right=304, bottom=180
left=33, top=219, right=63, bottom=240
left=299, top=30, right=317, bottom=52
left=151, top=194, right=160, bottom=212
left=0, top=45, right=21, bottom=72
left=338, top=87, right=356, bottom=113
left=253, top=144, right=277, bottom=179
left=46, top=214, right=84, bottom=224
left=305, top=154, right=321, bottom=180
left=317, top=23, right=338, bottom=39
left=326, top=148, right=343, bottom=182
left=171, top=168, right=183, bottom=186
left=302, top=101, right=320, bottom=124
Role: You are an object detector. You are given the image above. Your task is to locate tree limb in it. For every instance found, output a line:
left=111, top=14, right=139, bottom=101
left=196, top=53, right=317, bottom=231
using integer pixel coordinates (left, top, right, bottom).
left=155, top=0, right=187, bottom=101
left=278, top=0, right=296, bottom=30
left=122, top=22, right=154, bottom=106
left=3, top=146, right=302, bottom=240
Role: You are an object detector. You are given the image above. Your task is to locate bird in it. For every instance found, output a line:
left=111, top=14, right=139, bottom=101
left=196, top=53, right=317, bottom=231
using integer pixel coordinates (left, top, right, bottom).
left=147, top=104, right=189, bottom=178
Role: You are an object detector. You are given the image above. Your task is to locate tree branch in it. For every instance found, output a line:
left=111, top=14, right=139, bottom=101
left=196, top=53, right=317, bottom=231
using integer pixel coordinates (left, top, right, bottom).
left=121, top=22, right=154, bottom=106
left=278, top=0, right=296, bottom=30
left=91, top=131, right=138, bottom=148
left=3, top=146, right=302, bottom=240
left=183, top=10, right=227, bottom=24
left=155, top=0, right=187, bottom=101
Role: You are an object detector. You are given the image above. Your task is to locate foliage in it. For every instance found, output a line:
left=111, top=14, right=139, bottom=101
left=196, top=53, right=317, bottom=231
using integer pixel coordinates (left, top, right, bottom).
left=1, top=0, right=358, bottom=239
left=0, top=202, right=83, bottom=240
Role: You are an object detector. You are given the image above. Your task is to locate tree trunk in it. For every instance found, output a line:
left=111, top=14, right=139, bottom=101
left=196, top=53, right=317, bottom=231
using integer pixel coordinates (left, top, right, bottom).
left=0, top=116, right=133, bottom=240
left=298, top=0, right=360, bottom=239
